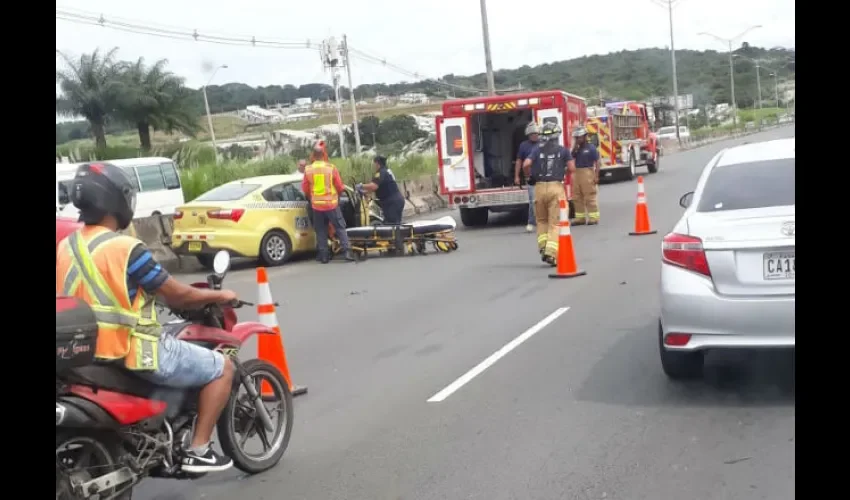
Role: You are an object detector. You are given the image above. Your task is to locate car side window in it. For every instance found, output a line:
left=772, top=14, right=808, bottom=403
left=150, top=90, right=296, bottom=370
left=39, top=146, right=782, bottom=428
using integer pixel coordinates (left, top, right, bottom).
left=136, top=165, right=166, bottom=192
left=262, top=184, right=286, bottom=202
left=280, top=183, right=306, bottom=202
left=160, top=162, right=181, bottom=190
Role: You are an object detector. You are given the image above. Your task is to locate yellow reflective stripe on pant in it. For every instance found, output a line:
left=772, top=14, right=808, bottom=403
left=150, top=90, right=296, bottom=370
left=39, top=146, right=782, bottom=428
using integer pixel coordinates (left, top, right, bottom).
left=537, top=233, right=548, bottom=250
left=574, top=212, right=586, bottom=218
left=545, top=240, right=559, bottom=258
left=588, top=211, right=600, bottom=221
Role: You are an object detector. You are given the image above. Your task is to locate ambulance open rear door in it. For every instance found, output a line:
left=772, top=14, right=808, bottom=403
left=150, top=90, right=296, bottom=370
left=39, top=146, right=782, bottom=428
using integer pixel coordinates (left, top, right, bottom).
left=535, top=107, right=565, bottom=147
left=437, top=116, right=473, bottom=194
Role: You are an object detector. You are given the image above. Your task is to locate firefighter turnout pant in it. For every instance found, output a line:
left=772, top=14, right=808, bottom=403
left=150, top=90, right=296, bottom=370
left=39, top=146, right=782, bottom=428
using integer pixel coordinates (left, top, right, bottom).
left=533, top=181, right=567, bottom=259
left=572, top=168, right=600, bottom=224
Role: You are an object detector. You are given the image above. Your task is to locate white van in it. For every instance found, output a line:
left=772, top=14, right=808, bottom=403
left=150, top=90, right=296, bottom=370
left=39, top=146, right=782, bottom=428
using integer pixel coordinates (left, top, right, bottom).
left=57, top=157, right=185, bottom=219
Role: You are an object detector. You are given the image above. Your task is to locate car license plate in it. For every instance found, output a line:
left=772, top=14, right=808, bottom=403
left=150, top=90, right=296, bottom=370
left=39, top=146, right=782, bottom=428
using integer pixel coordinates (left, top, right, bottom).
left=188, top=242, right=203, bottom=253
left=763, top=251, right=795, bottom=280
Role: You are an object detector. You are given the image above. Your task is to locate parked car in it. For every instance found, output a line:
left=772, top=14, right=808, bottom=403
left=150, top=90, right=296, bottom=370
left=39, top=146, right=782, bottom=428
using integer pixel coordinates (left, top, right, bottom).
left=656, top=125, right=690, bottom=142
left=171, top=174, right=369, bottom=269
left=659, top=137, right=795, bottom=379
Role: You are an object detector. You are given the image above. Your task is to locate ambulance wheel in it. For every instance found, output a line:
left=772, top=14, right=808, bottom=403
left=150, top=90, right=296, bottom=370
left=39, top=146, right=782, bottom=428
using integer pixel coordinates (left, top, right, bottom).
left=647, top=152, right=659, bottom=174
left=460, top=207, right=488, bottom=227
left=259, top=230, right=293, bottom=267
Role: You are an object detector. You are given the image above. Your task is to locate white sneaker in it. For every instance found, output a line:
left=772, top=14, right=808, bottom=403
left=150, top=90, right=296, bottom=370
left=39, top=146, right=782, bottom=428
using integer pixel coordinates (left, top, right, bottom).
left=525, top=224, right=534, bottom=233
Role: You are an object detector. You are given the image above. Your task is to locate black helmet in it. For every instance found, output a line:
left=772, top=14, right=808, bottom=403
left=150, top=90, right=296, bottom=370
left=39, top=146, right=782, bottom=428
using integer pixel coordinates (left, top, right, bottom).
left=540, top=122, right=562, bottom=142
left=70, top=162, right=137, bottom=230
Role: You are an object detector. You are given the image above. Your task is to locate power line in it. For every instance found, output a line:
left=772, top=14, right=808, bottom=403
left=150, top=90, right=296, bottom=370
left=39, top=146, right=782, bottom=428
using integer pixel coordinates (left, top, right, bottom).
left=55, top=7, right=504, bottom=94
left=56, top=7, right=319, bottom=50
left=346, top=47, right=516, bottom=94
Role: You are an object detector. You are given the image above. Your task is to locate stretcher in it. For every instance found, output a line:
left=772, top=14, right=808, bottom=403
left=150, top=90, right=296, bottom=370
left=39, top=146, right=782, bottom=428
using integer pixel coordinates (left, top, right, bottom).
left=331, top=216, right=460, bottom=260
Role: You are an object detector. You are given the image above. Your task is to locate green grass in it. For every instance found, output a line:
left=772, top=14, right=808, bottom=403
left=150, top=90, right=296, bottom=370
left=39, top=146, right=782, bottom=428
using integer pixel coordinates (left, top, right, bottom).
left=56, top=103, right=443, bottom=150
left=737, top=107, right=785, bottom=124
left=178, top=154, right=437, bottom=202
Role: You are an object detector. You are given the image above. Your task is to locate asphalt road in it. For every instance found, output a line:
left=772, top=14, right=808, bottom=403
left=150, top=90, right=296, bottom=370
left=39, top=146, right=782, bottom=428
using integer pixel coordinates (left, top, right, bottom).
left=139, top=126, right=795, bottom=500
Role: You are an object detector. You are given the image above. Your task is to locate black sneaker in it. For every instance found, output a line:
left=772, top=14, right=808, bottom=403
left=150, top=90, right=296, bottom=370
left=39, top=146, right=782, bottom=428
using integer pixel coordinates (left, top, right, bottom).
left=181, top=447, right=233, bottom=473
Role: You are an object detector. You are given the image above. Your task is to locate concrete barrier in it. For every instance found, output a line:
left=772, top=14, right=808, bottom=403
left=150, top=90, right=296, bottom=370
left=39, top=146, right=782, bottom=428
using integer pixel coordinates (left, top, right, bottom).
left=131, top=214, right=181, bottom=272
left=403, top=174, right=447, bottom=217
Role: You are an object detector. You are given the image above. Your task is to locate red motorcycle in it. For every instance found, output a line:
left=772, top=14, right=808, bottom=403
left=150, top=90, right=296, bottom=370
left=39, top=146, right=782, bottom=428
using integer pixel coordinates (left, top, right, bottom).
left=56, top=251, right=293, bottom=500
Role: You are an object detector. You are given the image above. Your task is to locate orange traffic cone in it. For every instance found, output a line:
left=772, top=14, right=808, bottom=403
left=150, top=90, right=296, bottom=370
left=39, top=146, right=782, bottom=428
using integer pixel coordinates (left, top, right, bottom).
left=256, top=267, right=307, bottom=397
left=548, top=199, right=587, bottom=279
left=629, top=176, right=658, bottom=236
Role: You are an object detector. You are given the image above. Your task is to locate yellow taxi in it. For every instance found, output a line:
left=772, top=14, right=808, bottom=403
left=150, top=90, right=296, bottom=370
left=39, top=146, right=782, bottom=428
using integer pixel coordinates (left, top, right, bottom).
left=172, top=174, right=366, bottom=268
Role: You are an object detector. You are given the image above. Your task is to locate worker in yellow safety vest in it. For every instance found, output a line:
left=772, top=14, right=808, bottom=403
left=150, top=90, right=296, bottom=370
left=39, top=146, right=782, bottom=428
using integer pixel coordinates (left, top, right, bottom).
left=56, top=162, right=239, bottom=473
left=301, top=143, right=356, bottom=263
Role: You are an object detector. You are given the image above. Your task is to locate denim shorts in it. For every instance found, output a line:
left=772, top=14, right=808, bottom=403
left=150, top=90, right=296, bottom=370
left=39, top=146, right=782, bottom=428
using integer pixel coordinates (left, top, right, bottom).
left=135, top=335, right=226, bottom=389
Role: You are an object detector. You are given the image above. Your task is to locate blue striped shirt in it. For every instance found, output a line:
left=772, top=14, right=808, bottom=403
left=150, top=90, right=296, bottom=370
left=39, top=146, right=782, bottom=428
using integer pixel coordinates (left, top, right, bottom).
left=126, top=244, right=170, bottom=302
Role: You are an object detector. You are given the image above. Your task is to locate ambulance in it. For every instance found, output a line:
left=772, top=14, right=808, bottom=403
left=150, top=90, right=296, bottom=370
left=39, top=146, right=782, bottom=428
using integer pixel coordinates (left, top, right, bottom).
left=435, top=90, right=586, bottom=227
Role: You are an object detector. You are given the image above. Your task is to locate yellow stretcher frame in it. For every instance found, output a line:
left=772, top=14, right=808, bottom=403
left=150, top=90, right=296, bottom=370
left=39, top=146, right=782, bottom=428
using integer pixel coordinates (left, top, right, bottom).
left=331, top=225, right=459, bottom=260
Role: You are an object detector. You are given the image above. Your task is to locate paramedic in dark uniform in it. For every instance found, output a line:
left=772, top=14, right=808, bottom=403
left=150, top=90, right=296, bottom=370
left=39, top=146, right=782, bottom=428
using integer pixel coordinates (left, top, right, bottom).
left=570, top=126, right=601, bottom=225
left=356, top=155, right=405, bottom=224
left=514, top=122, right=540, bottom=233
left=522, top=122, right=574, bottom=265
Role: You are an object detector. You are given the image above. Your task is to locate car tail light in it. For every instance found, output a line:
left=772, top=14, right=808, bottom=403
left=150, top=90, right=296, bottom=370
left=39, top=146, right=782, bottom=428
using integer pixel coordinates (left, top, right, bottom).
left=173, top=211, right=183, bottom=220
left=664, top=333, right=692, bottom=346
left=207, top=208, right=245, bottom=222
left=662, top=233, right=711, bottom=277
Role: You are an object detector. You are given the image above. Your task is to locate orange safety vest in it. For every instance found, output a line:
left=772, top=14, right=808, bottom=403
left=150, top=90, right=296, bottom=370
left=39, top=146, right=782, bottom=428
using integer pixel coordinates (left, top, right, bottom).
left=56, top=226, right=161, bottom=371
left=305, top=161, right=340, bottom=210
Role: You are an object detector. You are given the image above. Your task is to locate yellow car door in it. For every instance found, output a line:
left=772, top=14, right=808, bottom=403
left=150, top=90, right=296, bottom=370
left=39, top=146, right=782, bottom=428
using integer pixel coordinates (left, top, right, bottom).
left=272, top=182, right=316, bottom=252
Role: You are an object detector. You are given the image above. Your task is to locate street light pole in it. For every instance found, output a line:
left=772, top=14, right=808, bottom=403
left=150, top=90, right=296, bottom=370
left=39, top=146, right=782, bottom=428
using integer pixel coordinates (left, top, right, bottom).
left=478, top=0, right=496, bottom=96
left=770, top=72, right=779, bottom=107
left=203, top=64, right=228, bottom=155
left=666, top=0, right=681, bottom=144
left=699, top=25, right=761, bottom=131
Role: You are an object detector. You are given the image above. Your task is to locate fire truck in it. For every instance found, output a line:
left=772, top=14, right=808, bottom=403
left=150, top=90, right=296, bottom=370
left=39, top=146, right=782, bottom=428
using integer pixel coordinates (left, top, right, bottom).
left=436, top=90, right=587, bottom=227
left=585, top=101, right=659, bottom=182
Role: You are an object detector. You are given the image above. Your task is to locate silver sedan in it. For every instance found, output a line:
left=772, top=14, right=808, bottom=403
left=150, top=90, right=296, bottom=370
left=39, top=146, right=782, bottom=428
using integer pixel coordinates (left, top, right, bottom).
left=659, top=137, right=795, bottom=380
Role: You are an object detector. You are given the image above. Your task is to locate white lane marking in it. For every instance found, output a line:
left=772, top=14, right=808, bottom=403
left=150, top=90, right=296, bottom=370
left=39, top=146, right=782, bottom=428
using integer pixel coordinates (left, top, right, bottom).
left=426, top=307, right=571, bottom=403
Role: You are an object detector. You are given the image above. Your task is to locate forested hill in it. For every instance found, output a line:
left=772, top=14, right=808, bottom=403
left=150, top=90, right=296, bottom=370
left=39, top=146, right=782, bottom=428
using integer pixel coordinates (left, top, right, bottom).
left=199, top=44, right=794, bottom=112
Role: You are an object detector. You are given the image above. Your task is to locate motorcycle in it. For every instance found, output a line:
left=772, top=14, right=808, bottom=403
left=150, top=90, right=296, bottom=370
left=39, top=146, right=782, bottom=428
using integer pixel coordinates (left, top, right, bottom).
left=56, top=251, right=293, bottom=500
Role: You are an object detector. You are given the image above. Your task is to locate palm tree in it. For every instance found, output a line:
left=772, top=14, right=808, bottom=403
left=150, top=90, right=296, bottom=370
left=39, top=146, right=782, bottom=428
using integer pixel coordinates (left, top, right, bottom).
left=56, top=48, right=124, bottom=150
left=116, top=58, right=201, bottom=151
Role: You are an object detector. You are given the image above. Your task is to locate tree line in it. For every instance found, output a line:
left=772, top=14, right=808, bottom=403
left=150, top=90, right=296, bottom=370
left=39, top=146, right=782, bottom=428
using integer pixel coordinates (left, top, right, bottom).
left=56, top=48, right=201, bottom=150
left=56, top=43, right=795, bottom=146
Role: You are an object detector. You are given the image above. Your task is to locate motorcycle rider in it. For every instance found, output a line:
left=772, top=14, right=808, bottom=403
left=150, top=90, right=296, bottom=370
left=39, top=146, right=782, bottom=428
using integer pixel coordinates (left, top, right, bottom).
left=55, top=162, right=237, bottom=474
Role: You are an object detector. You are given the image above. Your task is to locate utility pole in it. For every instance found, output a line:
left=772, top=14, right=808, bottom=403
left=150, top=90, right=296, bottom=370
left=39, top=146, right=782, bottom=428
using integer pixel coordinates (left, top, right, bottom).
left=771, top=72, right=779, bottom=107
left=203, top=64, right=228, bottom=158
left=699, top=25, right=762, bottom=131
left=341, top=35, right=362, bottom=154
left=478, top=0, right=496, bottom=95
left=321, top=37, right=347, bottom=157
left=754, top=60, right=763, bottom=128
left=666, top=0, right=681, bottom=144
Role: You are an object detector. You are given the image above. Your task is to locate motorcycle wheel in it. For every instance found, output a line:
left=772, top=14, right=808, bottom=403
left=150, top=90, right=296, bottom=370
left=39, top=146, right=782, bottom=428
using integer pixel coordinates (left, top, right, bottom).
left=56, top=431, right=133, bottom=500
left=218, top=359, right=294, bottom=474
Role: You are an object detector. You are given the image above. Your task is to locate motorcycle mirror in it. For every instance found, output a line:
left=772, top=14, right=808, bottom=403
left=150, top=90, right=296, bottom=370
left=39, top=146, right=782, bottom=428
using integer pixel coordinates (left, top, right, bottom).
left=212, top=251, right=231, bottom=276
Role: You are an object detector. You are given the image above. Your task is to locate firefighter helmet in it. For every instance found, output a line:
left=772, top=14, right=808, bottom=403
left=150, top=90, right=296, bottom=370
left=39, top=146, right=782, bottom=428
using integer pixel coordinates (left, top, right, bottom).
left=572, top=126, right=588, bottom=138
left=540, top=122, right=562, bottom=142
left=525, top=122, right=541, bottom=136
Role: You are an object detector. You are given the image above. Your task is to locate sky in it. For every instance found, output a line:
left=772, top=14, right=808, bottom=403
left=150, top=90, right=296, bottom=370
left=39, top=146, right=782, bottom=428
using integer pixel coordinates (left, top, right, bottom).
left=56, top=0, right=795, bottom=91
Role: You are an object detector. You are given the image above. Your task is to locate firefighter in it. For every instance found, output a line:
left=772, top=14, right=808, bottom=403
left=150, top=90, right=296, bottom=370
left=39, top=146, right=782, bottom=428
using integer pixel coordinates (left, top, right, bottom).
left=570, top=126, right=601, bottom=225
left=522, top=122, right=575, bottom=265
left=301, top=144, right=356, bottom=263
left=514, top=122, right=540, bottom=232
